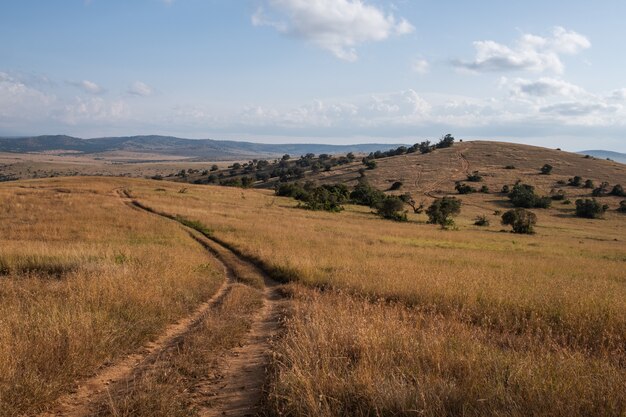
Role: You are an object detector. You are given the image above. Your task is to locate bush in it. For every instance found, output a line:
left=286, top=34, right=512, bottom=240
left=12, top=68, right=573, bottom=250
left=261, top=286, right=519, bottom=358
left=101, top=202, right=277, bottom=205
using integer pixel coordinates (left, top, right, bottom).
left=584, top=179, right=594, bottom=189
left=210, top=165, right=219, bottom=171
left=504, top=165, right=516, bottom=170
left=575, top=199, right=609, bottom=219
left=551, top=190, right=566, bottom=201
left=364, top=160, right=377, bottom=170
left=501, top=185, right=510, bottom=194
left=508, top=183, right=551, bottom=209
left=568, top=176, right=582, bottom=186
left=389, top=181, right=403, bottom=191
left=540, top=164, right=553, bottom=175
left=426, top=197, right=462, bottom=229
left=376, top=196, right=408, bottom=221
left=618, top=201, right=626, bottom=213
left=275, top=183, right=308, bottom=200
left=435, top=134, right=455, bottom=149
left=592, top=182, right=610, bottom=197
left=301, top=185, right=349, bottom=212
left=501, top=208, right=537, bottom=234
left=480, top=185, right=490, bottom=193
left=474, top=215, right=490, bottom=226
left=609, top=184, right=625, bottom=197
left=350, top=182, right=386, bottom=207
left=466, top=171, right=482, bottom=182
left=455, top=182, right=476, bottom=194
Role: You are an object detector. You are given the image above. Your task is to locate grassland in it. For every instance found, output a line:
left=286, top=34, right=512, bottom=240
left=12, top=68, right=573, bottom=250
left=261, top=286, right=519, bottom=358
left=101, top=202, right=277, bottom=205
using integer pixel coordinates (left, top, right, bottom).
left=1, top=142, right=625, bottom=416
left=0, top=178, right=226, bottom=416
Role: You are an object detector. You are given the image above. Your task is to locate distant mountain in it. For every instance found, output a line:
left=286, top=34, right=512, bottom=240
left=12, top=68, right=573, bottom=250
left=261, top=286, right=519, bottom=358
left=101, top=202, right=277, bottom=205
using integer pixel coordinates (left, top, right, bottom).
left=0, top=135, right=404, bottom=160
left=578, top=150, right=626, bottom=164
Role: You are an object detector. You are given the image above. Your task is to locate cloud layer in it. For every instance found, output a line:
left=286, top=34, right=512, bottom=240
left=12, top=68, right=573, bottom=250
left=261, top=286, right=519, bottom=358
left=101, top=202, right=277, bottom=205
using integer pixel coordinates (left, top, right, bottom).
left=253, top=0, right=414, bottom=61
left=455, top=27, right=590, bottom=73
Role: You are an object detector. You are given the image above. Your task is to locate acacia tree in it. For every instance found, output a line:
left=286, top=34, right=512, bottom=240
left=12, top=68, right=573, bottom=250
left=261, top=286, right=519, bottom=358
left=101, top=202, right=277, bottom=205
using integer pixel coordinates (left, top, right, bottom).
left=426, top=197, right=461, bottom=229
left=501, top=208, right=537, bottom=234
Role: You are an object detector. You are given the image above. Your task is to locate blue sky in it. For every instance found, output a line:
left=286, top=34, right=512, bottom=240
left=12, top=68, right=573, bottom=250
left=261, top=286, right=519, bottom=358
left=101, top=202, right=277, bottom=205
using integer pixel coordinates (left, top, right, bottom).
left=1, top=0, right=626, bottom=151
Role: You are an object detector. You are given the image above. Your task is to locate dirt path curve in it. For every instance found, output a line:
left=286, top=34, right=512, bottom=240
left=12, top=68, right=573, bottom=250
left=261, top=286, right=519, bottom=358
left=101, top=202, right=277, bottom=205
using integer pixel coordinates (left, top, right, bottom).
left=119, top=189, right=287, bottom=417
left=39, top=230, right=234, bottom=417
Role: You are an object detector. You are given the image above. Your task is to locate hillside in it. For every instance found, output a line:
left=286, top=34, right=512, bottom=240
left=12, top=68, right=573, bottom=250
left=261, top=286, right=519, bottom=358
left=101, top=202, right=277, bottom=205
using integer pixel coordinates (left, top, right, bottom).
left=0, top=135, right=402, bottom=160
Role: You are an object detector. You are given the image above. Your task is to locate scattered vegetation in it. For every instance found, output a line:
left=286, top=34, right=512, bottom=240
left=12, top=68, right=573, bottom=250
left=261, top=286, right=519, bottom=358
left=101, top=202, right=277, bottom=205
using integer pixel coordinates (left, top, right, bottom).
left=426, top=197, right=462, bottom=229
left=540, top=164, right=553, bottom=175
left=508, top=183, right=552, bottom=208
left=501, top=208, right=537, bottom=234
left=575, top=199, right=609, bottom=219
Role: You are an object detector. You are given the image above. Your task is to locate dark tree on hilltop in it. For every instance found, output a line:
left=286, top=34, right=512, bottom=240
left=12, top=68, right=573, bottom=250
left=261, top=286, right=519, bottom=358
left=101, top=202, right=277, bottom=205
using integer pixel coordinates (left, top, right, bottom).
left=435, top=134, right=455, bottom=149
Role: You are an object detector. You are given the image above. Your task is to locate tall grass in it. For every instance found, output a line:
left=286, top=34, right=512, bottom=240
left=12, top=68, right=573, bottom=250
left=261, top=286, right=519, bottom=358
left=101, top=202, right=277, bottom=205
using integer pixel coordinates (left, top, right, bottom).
left=0, top=179, right=224, bottom=416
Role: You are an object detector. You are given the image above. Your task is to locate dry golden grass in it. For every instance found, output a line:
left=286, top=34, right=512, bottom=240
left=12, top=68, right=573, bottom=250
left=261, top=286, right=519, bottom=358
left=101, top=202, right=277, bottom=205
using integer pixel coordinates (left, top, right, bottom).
left=0, top=178, right=224, bottom=416
left=125, top=169, right=625, bottom=415
left=95, top=284, right=264, bottom=417
left=2, top=139, right=625, bottom=417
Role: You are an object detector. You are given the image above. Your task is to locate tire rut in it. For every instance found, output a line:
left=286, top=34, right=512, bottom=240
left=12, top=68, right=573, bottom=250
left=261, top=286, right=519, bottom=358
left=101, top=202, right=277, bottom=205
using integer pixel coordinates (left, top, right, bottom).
left=118, top=189, right=288, bottom=417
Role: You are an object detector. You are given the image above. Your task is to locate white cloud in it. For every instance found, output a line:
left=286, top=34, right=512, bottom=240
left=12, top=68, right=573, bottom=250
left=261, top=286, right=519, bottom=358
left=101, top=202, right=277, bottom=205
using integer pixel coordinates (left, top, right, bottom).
left=609, top=88, right=626, bottom=101
left=412, top=59, right=429, bottom=74
left=506, top=77, right=587, bottom=98
left=455, top=27, right=590, bottom=74
left=71, top=80, right=104, bottom=95
left=60, top=97, right=128, bottom=125
left=252, top=0, right=414, bottom=62
left=127, top=81, right=153, bottom=97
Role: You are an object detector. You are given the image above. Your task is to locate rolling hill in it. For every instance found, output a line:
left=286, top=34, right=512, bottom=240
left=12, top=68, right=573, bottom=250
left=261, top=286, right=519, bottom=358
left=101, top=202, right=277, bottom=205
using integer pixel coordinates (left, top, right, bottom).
left=0, top=135, right=403, bottom=160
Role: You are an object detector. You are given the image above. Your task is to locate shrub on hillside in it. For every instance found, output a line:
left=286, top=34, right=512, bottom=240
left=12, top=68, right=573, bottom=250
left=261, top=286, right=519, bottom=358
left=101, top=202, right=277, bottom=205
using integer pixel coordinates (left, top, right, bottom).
left=551, top=190, right=566, bottom=201
left=575, top=199, right=609, bottom=219
left=540, top=164, right=553, bottom=175
left=592, top=182, right=610, bottom=197
left=504, top=165, right=516, bottom=170
left=435, top=134, right=455, bottom=149
left=376, top=196, right=408, bottom=221
left=466, top=171, right=483, bottom=182
left=609, top=184, right=625, bottom=197
left=389, top=181, right=403, bottom=191
left=350, top=181, right=386, bottom=207
left=508, top=183, right=551, bottom=208
left=426, top=197, right=462, bottom=229
left=584, top=179, right=594, bottom=189
left=455, top=182, right=476, bottom=194
left=618, top=200, right=626, bottom=213
left=568, top=176, right=582, bottom=186
left=474, top=215, right=490, bottom=226
left=301, top=185, right=349, bottom=212
left=501, top=208, right=537, bottom=234
left=480, top=185, right=490, bottom=193
left=364, top=159, right=377, bottom=170
left=501, top=185, right=510, bottom=194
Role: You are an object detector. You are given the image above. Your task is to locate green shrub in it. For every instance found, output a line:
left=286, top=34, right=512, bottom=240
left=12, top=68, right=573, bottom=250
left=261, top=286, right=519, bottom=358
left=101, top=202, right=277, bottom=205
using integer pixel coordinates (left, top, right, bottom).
left=592, top=182, right=610, bottom=197
left=575, top=199, right=609, bottom=219
left=426, top=197, right=462, bottom=229
left=455, top=182, right=476, bottom=194
left=364, top=160, right=377, bottom=170
left=466, top=171, right=482, bottom=182
left=480, top=185, right=489, bottom=193
left=540, top=164, right=553, bottom=175
left=389, top=181, right=403, bottom=191
left=501, top=185, right=510, bottom=194
left=350, top=182, right=386, bottom=207
left=504, top=165, right=516, bottom=170
left=609, top=184, right=625, bottom=197
left=584, top=179, right=594, bottom=189
left=618, top=201, right=626, bottom=213
left=501, top=209, right=537, bottom=234
left=568, top=176, right=582, bottom=186
left=375, top=196, right=408, bottom=221
left=474, top=215, right=490, bottom=226
left=508, top=183, right=551, bottom=208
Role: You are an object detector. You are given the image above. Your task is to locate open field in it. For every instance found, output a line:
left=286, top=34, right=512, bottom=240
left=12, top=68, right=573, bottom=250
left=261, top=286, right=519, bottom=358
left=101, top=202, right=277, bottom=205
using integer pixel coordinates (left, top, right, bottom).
left=1, top=140, right=625, bottom=416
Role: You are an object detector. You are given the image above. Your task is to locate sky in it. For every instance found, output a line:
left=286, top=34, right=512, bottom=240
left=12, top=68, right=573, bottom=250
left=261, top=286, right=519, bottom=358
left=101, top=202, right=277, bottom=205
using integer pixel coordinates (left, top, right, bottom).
left=1, top=0, right=626, bottom=152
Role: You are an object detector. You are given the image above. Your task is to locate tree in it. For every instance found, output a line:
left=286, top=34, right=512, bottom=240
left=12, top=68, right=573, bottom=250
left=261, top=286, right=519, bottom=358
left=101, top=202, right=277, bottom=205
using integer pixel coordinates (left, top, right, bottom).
left=346, top=152, right=355, bottom=161
left=282, top=154, right=291, bottom=161
left=575, top=199, right=609, bottom=219
left=376, top=196, right=408, bottom=221
left=399, top=193, right=424, bottom=213
left=540, top=164, right=553, bottom=175
left=350, top=181, right=386, bottom=207
left=455, top=182, right=476, bottom=194
left=583, top=179, right=594, bottom=189
left=435, top=134, right=455, bottom=149
left=364, top=160, right=377, bottom=170
left=592, top=182, right=610, bottom=197
left=210, top=164, right=219, bottom=172
left=466, top=171, right=482, bottom=182
left=618, top=201, right=626, bottom=213
left=426, top=197, right=462, bottom=229
left=389, top=181, right=403, bottom=191
left=508, top=183, right=551, bottom=208
left=609, top=184, right=625, bottom=197
left=501, top=208, right=537, bottom=234
left=568, top=176, right=582, bottom=186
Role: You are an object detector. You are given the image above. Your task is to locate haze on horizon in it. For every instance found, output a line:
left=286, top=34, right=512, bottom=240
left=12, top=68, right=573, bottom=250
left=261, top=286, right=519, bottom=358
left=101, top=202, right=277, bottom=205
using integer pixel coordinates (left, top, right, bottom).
left=1, top=0, right=626, bottom=152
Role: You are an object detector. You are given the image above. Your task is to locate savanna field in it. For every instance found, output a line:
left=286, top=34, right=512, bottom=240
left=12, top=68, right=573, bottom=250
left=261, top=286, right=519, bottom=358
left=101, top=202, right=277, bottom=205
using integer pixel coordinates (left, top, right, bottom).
left=1, top=142, right=625, bottom=416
